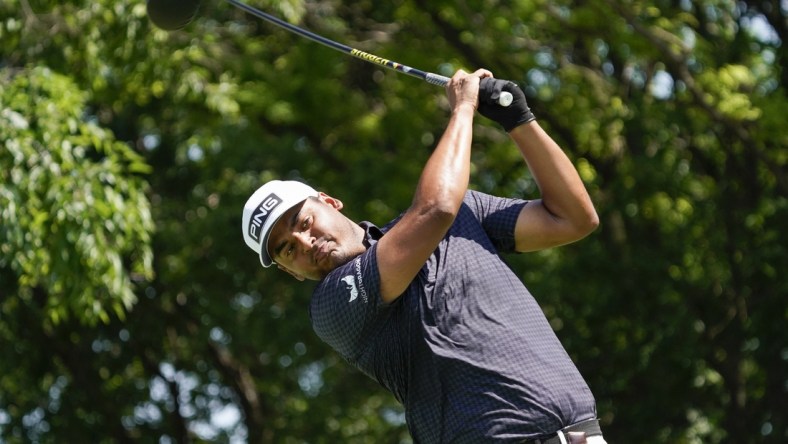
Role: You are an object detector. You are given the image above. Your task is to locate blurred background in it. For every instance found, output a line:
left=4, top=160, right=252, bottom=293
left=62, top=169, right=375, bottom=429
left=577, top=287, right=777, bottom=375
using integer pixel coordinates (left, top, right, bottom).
left=1, top=0, right=785, bottom=442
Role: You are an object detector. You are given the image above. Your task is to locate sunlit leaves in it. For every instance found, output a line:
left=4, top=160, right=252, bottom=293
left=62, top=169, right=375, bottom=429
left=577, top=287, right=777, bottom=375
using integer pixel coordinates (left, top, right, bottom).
left=0, top=67, right=153, bottom=325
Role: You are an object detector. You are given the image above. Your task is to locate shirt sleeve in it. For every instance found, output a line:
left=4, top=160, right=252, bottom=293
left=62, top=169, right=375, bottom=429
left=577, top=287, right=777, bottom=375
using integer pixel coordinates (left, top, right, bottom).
left=309, top=243, right=384, bottom=361
left=464, top=190, right=529, bottom=253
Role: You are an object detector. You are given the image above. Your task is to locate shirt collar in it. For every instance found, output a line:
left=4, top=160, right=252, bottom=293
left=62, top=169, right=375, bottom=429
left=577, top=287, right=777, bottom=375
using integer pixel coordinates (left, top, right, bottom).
left=359, top=221, right=383, bottom=248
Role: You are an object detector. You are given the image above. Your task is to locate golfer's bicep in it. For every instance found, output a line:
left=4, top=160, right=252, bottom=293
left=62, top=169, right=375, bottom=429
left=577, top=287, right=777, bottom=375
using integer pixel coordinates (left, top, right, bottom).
left=514, top=199, right=580, bottom=252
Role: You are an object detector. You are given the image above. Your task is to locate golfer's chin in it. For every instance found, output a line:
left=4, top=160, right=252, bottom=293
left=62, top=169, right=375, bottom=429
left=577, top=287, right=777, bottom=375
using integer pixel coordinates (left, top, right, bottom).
left=313, top=251, right=359, bottom=280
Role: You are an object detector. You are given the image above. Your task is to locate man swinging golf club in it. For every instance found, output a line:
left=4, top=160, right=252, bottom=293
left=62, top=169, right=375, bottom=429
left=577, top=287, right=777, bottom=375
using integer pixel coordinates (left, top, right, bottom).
left=242, top=69, right=606, bottom=443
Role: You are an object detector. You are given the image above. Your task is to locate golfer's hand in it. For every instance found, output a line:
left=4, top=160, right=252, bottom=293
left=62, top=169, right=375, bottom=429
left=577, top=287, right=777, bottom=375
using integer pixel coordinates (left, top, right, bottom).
left=478, top=78, right=535, bottom=131
left=446, top=69, right=493, bottom=111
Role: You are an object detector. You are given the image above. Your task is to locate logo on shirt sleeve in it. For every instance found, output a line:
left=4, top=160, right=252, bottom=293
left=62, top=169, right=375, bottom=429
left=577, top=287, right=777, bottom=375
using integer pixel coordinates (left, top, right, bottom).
left=341, top=275, right=359, bottom=302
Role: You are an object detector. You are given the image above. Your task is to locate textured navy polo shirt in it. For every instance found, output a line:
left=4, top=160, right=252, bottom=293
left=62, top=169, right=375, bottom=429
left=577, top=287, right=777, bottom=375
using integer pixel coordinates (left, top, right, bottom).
left=309, top=190, right=596, bottom=443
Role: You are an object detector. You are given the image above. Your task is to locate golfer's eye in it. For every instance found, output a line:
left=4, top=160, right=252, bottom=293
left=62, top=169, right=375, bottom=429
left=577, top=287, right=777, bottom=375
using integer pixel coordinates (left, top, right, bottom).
left=286, top=244, right=294, bottom=257
left=301, top=216, right=311, bottom=230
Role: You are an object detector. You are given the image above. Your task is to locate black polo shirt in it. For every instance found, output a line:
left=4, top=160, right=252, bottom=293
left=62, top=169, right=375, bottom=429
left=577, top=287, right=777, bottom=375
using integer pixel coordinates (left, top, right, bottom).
left=309, top=190, right=596, bottom=443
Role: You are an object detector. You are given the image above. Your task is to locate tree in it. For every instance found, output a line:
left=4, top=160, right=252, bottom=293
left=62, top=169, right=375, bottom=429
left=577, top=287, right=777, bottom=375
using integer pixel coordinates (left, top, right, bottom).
left=1, top=0, right=785, bottom=442
left=0, top=66, right=153, bottom=440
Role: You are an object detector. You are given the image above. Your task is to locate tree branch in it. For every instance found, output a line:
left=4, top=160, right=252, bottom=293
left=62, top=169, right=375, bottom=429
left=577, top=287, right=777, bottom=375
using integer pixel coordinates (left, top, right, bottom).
left=605, top=0, right=788, bottom=195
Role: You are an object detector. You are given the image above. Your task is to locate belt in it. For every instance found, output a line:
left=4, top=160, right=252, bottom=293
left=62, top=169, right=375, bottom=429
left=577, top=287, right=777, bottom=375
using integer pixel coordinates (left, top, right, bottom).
left=523, top=419, right=602, bottom=444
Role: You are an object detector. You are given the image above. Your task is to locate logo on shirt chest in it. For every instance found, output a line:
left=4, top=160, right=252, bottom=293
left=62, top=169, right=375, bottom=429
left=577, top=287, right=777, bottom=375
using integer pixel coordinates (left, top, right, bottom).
left=341, top=276, right=359, bottom=302
left=341, top=257, right=368, bottom=303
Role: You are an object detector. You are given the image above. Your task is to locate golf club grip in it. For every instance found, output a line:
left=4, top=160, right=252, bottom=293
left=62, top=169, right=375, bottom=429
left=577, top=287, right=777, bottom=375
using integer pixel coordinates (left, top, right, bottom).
left=425, top=74, right=514, bottom=107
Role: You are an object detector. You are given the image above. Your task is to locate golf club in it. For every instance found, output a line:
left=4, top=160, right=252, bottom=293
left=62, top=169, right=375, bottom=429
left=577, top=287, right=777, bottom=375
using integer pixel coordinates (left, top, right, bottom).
left=146, top=0, right=513, bottom=107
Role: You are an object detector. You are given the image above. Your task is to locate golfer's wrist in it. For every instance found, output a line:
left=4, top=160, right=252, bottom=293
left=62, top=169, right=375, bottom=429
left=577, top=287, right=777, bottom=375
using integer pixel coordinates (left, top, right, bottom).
left=452, top=102, right=477, bottom=117
left=506, top=117, right=537, bottom=134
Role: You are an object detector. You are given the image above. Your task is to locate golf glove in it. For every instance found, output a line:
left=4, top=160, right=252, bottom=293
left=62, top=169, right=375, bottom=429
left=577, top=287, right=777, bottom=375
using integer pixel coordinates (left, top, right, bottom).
left=478, top=78, right=535, bottom=131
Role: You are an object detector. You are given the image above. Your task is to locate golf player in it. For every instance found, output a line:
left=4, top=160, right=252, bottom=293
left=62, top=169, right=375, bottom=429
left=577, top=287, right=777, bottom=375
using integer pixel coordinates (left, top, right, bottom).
left=242, top=69, right=605, bottom=443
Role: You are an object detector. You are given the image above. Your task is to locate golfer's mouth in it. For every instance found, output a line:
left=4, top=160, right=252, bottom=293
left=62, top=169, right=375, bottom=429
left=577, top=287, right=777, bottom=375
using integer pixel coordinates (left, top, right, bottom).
left=312, top=240, right=333, bottom=265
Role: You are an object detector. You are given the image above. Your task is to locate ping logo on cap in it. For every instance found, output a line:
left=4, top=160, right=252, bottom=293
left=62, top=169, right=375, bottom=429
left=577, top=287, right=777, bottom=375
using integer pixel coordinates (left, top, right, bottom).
left=248, top=193, right=283, bottom=243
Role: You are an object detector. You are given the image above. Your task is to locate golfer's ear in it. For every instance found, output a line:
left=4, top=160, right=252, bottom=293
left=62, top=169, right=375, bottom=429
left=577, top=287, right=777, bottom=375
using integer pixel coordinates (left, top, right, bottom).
left=278, top=265, right=305, bottom=281
left=318, top=192, right=343, bottom=210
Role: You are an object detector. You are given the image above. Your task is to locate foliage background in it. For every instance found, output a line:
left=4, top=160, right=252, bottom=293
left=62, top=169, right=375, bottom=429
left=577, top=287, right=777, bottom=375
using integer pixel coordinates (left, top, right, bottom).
left=1, top=0, right=785, bottom=442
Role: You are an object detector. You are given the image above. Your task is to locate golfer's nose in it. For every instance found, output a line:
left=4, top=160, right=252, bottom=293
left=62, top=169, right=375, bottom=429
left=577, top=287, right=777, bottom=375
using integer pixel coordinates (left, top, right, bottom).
left=293, top=231, right=313, bottom=252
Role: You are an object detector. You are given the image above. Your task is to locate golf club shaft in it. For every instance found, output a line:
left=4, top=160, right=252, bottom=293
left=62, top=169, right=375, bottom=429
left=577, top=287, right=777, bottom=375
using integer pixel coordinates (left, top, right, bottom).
left=226, top=0, right=512, bottom=106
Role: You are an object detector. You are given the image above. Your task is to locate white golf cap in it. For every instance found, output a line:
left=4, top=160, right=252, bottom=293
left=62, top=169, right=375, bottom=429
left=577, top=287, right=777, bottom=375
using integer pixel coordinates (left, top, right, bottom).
left=241, top=180, right=318, bottom=267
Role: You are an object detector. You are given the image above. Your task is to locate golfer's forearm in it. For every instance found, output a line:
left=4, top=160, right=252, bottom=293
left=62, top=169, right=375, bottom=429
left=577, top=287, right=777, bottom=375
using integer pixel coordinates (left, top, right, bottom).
left=510, top=122, right=598, bottom=229
left=376, top=104, right=474, bottom=302
left=412, top=104, right=474, bottom=216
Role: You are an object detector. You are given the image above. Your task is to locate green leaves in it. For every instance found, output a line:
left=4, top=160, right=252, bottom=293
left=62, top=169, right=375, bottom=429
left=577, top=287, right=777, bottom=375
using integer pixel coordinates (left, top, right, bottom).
left=0, top=67, right=153, bottom=326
